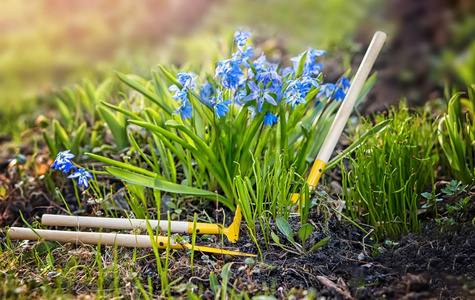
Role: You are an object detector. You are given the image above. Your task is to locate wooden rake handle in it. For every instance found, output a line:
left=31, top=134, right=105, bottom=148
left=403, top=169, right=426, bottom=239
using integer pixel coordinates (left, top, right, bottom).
left=307, top=31, right=387, bottom=187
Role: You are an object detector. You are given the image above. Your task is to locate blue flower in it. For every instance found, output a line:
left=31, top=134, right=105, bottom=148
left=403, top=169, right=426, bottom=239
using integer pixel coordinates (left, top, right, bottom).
left=215, top=59, right=231, bottom=77
left=233, top=45, right=254, bottom=66
left=316, top=80, right=349, bottom=102
left=199, top=83, right=215, bottom=108
left=263, top=112, right=278, bottom=127
left=51, top=150, right=75, bottom=173
left=338, top=77, right=350, bottom=90
left=176, top=71, right=197, bottom=90
left=252, top=54, right=267, bottom=75
left=168, top=72, right=197, bottom=103
left=215, top=60, right=243, bottom=90
left=284, top=76, right=319, bottom=109
left=67, top=169, right=93, bottom=188
left=234, top=31, right=252, bottom=50
left=316, top=77, right=350, bottom=101
left=176, top=100, right=193, bottom=119
left=256, top=64, right=282, bottom=87
left=168, top=85, right=188, bottom=102
left=333, top=88, right=346, bottom=101
left=291, top=48, right=326, bottom=76
left=317, top=83, right=336, bottom=99
left=243, top=81, right=277, bottom=113
left=214, top=99, right=232, bottom=119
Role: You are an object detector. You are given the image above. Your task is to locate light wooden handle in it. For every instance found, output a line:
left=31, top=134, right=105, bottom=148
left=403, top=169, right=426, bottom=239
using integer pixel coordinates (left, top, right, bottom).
left=7, top=227, right=180, bottom=248
left=317, top=31, right=387, bottom=163
left=42, top=214, right=190, bottom=233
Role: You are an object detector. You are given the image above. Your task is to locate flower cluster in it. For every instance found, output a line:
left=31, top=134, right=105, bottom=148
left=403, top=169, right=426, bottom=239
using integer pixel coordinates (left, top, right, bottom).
left=51, top=150, right=93, bottom=188
left=169, top=71, right=197, bottom=119
left=168, top=30, right=350, bottom=127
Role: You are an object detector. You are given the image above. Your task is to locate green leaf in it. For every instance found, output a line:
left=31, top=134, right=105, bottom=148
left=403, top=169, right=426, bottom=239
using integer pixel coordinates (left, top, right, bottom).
left=105, top=167, right=234, bottom=209
left=158, top=65, right=182, bottom=88
left=421, top=192, right=432, bottom=199
left=298, top=224, right=313, bottom=244
left=209, top=272, right=219, bottom=296
left=220, top=262, right=233, bottom=300
left=53, top=119, right=71, bottom=150
left=275, top=217, right=297, bottom=246
left=115, top=71, right=174, bottom=114
left=71, top=122, right=87, bottom=155
left=271, top=232, right=281, bottom=245
left=86, top=152, right=159, bottom=178
left=43, top=130, right=59, bottom=158
left=97, top=106, right=129, bottom=149
left=304, top=86, right=321, bottom=102
left=295, top=51, right=308, bottom=78
left=309, top=236, right=331, bottom=252
left=100, top=101, right=144, bottom=121
left=56, top=98, right=73, bottom=129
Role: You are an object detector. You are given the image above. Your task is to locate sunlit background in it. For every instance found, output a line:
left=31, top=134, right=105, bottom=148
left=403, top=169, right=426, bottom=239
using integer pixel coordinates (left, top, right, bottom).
left=0, top=0, right=474, bottom=139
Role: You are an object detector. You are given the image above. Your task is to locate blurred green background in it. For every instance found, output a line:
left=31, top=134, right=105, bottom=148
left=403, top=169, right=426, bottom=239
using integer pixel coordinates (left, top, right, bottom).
left=0, top=0, right=474, bottom=141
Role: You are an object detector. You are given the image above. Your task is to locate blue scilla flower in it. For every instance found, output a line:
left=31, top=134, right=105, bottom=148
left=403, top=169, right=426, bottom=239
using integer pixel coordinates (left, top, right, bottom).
left=199, top=83, right=215, bottom=108
left=176, top=100, right=193, bottom=119
left=263, top=112, right=278, bottom=127
left=338, top=77, right=350, bottom=90
left=168, top=85, right=188, bottom=102
left=252, top=54, right=267, bottom=75
left=67, top=169, right=93, bottom=188
left=233, top=45, right=254, bottom=67
left=210, top=90, right=230, bottom=119
left=333, top=88, right=346, bottom=101
left=316, top=77, right=349, bottom=102
left=256, top=64, right=282, bottom=87
left=215, top=59, right=231, bottom=77
left=234, top=31, right=252, bottom=50
left=317, top=83, right=336, bottom=99
left=284, top=76, right=319, bottom=110
left=216, top=61, right=243, bottom=91
left=51, top=150, right=75, bottom=173
left=214, top=100, right=232, bottom=119
left=176, top=71, right=198, bottom=90
left=243, top=81, right=277, bottom=113
left=291, top=48, right=326, bottom=76
left=332, top=76, right=350, bottom=101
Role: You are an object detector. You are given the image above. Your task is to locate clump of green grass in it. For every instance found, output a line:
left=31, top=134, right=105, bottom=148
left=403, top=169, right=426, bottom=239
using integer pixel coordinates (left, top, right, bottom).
left=342, top=101, right=439, bottom=237
left=438, top=85, right=475, bottom=185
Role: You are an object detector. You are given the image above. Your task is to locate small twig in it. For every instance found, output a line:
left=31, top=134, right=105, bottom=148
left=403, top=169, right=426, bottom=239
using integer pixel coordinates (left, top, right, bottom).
left=338, top=254, right=388, bottom=269
left=361, top=228, right=374, bottom=256
left=188, top=276, right=209, bottom=283
left=41, top=192, right=70, bottom=214
left=283, top=268, right=309, bottom=289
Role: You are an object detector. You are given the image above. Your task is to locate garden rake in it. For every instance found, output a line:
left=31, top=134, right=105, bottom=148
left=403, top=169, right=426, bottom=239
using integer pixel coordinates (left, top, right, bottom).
left=40, top=205, right=242, bottom=243
left=7, top=225, right=256, bottom=257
